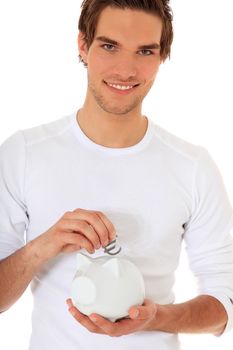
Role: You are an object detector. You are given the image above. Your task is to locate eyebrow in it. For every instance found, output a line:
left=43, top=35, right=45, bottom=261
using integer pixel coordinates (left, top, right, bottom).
left=95, top=36, right=160, bottom=50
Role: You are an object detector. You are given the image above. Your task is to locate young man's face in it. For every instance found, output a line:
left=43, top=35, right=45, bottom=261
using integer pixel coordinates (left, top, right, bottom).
left=78, top=6, right=163, bottom=115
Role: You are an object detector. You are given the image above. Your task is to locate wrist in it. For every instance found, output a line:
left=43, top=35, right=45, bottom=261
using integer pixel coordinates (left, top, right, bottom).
left=149, top=296, right=228, bottom=334
left=26, top=238, right=50, bottom=268
left=149, top=303, right=187, bottom=333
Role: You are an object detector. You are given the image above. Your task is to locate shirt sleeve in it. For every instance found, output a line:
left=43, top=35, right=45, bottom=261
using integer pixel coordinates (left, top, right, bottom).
left=183, top=147, right=233, bottom=334
left=0, top=131, right=29, bottom=260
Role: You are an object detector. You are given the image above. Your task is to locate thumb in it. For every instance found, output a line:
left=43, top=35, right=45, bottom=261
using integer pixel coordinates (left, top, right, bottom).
left=129, top=299, right=157, bottom=320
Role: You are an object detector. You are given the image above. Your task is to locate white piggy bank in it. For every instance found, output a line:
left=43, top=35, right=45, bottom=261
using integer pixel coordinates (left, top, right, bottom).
left=71, top=253, right=145, bottom=322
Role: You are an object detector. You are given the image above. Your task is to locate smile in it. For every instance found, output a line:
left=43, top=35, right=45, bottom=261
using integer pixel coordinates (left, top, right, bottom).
left=107, top=83, right=134, bottom=91
left=104, top=81, right=139, bottom=94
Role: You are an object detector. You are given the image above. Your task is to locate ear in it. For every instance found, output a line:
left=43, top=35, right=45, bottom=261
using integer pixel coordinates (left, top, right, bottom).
left=103, top=258, right=121, bottom=278
left=78, top=31, right=88, bottom=64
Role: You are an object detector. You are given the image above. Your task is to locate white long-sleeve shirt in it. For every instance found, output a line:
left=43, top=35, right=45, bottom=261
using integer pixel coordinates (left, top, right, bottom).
left=0, top=112, right=233, bottom=350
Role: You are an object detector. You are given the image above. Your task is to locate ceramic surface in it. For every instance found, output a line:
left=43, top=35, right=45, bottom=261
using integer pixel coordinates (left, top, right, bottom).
left=71, top=253, right=145, bottom=322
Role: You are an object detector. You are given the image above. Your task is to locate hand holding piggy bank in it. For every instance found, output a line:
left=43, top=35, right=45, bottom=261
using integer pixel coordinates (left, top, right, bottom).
left=71, top=253, right=145, bottom=322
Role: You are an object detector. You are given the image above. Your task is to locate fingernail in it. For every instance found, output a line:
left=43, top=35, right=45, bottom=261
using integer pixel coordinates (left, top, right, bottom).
left=69, top=308, right=76, bottom=316
left=132, top=309, right=139, bottom=319
left=66, top=299, right=71, bottom=307
left=90, top=316, right=97, bottom=322
left=103, top=240, right=109, bottom=247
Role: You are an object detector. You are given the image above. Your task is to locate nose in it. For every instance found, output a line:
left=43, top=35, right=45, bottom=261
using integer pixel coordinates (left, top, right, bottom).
left=111, top=53, right=138, bottom=81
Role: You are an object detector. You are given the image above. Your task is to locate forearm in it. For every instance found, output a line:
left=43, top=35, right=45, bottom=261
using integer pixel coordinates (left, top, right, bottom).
left=0, top=240, right=45, bottom=312
left=151, top=295, right=228, bottom=335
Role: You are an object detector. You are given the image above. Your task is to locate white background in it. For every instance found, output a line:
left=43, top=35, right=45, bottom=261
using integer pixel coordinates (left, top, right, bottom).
left=0, top=0, right=232, bottom=349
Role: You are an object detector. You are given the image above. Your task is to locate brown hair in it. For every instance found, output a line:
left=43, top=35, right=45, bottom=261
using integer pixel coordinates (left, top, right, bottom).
left=78, top=0, right=173, bottom=66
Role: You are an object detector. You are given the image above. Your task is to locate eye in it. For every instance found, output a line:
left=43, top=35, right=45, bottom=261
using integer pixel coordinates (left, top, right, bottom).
left=102, top=44, right=116, bottom=51
left=138, top=49, right=154, bottom=56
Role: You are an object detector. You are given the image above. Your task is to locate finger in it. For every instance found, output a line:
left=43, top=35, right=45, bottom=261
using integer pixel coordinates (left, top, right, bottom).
left=62, top=244, right=80, bottom=253
left=66, top=298, right=73, bottom=308
left=71, top=209, right=111, bottom=246
left=92, top=211, right=116, bottom=243
left=89, top=313, right=136, bottom=337
left=62, top=232, right=95, bottom=254
left=66, top=299, right=104, bottom=334
left=128, top=299, right=157, bottom=320
left=59, top=218, right=101, bottom=249
left=89, top=313, right=118, bottom=335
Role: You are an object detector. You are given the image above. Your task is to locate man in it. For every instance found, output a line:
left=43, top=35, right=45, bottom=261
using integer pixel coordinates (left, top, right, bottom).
left=0, top=1, right=233, bottom=349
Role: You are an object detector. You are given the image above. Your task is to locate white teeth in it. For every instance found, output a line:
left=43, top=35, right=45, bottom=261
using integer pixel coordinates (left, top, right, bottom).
left=107, top=83, right=135, bottom=90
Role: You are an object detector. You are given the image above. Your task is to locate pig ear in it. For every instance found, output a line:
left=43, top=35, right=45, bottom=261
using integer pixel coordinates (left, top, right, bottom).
left=76, top=253, right=92, bottom=269
left=103, top=258, right=120, bottom=277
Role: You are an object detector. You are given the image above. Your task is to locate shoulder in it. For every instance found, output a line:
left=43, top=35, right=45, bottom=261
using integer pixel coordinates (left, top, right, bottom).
left=21, top=113, right=74, bottom=146
left=150, top=121, right=205, bottom=164
left=0, top=113, right=74, bottom=152
left=150, top=122, right=227, bottom=195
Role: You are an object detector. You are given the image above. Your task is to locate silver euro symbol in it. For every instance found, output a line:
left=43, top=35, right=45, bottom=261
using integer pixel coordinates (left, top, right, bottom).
left=103, top=236, right=122, bottom=256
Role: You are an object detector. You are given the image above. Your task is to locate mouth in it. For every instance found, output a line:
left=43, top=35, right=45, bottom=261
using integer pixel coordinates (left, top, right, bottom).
left=103, top=81, right=140, bottom=94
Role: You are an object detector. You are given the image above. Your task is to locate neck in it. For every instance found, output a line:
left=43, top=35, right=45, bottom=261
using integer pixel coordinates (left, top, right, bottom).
left=76, top=102, right=148, bottom=149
